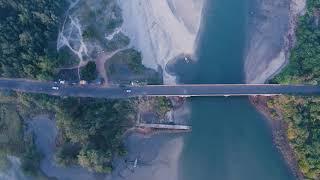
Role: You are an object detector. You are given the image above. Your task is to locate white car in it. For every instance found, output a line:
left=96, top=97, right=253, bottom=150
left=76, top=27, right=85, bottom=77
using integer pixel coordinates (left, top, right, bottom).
left=125, top=89, right=132, bottom=93
left=59, top=80, right=65, bottom=84
left=52, top=86, right=59, bottom=90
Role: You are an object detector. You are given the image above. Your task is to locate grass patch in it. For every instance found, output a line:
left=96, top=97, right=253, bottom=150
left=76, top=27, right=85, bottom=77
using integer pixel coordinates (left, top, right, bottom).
left=106, top=49, right=163, bottom=84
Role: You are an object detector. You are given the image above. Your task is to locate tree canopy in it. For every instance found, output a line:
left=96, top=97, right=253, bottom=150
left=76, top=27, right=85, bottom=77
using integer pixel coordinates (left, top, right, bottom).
left=0, top=0, right=67, bottom=79
left=270, top=1, right=320, bottom=178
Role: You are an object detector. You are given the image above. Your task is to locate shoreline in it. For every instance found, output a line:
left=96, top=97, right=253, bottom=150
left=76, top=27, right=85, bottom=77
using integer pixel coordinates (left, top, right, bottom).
left=245, top=0, right=306, bottom=84
left=119, top=0, right=205, bottom=84
left=247, top=0, right=307, bottom=178
left=263, top=0, right=307, bottom=83
left=106, top=133, right=184, bottom=180
left=250, top=96, right=304, bottom=180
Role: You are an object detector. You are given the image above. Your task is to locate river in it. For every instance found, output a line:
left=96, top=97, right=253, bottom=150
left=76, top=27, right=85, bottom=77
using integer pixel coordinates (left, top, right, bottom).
left=176, top=0, right=295, bottom=179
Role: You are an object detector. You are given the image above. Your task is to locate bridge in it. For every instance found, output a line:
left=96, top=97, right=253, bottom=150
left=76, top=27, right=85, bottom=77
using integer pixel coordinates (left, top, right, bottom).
left=0, top=78, right=319, bottom=98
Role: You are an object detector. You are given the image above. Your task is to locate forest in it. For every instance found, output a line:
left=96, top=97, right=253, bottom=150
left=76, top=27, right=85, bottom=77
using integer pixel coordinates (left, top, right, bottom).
left=0, top=0, right=68, bottom=80
left=24, top=94, right=136, bottom=173
left=0, top=90, right=136, bottom=175
left=269, top=0, right=320, bottom=178
left=0, top=0, right=172, bottom=176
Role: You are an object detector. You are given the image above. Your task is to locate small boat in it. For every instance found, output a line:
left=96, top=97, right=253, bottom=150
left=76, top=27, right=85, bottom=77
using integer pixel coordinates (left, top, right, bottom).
left=133, top=158, right=138, bottom=168
left=184, top=57, right=190, bottom=63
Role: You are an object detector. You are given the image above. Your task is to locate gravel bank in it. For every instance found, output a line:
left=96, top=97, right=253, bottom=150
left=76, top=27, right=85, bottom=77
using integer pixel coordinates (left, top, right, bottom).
left=245, top=0, right=306, bottom=83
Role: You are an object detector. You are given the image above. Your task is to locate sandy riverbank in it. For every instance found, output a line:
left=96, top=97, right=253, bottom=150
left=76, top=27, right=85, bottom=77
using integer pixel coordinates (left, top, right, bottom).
left=26, top=113, right=188, bottom=180
left=106, top=133, right=184, bottom=180
left=245, top=0, right=306, bottom=83
left=118, top=0, right=205, bottom=84
left=105, top=96, right=190, bottom=180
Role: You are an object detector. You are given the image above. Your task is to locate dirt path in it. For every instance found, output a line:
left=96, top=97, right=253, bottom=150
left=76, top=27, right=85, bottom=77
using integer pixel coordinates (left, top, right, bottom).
left=95, top=48, right=126, bottom=86
left=57, top=48, right=125, bottom=83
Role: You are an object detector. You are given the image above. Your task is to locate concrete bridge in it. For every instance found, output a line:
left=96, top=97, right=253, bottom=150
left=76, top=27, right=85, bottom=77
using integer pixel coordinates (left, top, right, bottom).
left=0, top=78, right=320, bottom=98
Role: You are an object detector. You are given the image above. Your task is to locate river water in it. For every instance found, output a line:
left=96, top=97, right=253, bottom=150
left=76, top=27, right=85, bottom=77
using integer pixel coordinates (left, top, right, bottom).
left=176, top=0, right=295, bottom=179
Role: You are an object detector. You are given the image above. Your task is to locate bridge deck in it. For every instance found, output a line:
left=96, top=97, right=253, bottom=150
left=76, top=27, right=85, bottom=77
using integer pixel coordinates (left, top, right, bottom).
left=0, top=78, right=319, bottom=98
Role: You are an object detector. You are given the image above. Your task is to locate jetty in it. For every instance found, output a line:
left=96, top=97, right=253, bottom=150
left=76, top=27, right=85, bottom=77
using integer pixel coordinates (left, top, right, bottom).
left=136, top=123, right=191, bottom=131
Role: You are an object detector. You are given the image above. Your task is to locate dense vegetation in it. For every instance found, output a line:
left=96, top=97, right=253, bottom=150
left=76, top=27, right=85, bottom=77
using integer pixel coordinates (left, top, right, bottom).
left=80, top=61, right=98, bottom=81
left=272, top=1, right=320, bottom=85
left=0, top=0, right=69, bottom=80
left=0, top=92, right=138, bottom=176
left=105, top=32, right=130, bottom=52
left=0, top=91, right=44, bottom=176
left=79, top=0, right=123, bottom=51
left=106, top=49, right=163, bottom=85
left=154, top=97, right=173, bottom=118
left=55, top=98, right=134, bottom=173
left=0, top=91, right=137, bottom=173
left=0, top=0, right=172, bottom=176
left=269, top=1, right=320, bottom=178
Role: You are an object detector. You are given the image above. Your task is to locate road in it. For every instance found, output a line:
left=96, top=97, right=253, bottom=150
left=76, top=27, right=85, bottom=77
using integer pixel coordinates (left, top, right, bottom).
left=0, top=78, right=320, bottom=98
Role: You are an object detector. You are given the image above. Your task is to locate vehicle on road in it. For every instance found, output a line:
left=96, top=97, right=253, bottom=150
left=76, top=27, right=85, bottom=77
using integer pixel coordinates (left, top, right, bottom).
left=80, top=80, right=87, bottom=85
left=52, top=86, right=59, bottom=90
left=125, top=89, right=132, bottom=93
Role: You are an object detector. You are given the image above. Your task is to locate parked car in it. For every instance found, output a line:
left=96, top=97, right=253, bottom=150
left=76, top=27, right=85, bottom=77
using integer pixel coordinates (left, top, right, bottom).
left=80, top=80, right=87, bottom=85
left=59, top=80, right=65, bottom=84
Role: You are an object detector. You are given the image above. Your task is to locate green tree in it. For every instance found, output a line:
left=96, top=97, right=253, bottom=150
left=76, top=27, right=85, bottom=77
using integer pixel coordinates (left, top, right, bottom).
left=78, top=147, right=112, bottom=173
left=80, top=61, right=98, bottom=81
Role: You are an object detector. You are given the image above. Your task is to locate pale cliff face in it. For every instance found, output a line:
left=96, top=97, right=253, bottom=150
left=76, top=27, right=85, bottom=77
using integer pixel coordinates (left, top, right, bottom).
left=119, top=0, right=204, bottom=84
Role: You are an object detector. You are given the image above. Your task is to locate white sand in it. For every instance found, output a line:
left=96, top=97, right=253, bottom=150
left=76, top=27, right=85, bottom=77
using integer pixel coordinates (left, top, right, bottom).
left=291, top=0, right=306, bottom=16
left=119, top=0, right=204, bottom=84
left=249, top=51, right=286, bottom=83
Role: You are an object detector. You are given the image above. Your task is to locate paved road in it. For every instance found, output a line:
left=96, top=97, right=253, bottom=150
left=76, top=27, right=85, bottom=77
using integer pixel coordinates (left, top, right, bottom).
left=0, top=78, right=320, bottom=98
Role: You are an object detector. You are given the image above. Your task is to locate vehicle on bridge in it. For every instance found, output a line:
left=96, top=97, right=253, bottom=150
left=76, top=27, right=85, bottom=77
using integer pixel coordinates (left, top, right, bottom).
left=52, top=86, right=59, bottom=90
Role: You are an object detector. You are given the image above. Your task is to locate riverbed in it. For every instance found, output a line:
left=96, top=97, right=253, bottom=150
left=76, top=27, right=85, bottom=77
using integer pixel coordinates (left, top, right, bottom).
left=175, top=0, right=295, bottom=179
left=27, top=0, right=297, bottom=179
left=107, top=0, right=297, bottom=179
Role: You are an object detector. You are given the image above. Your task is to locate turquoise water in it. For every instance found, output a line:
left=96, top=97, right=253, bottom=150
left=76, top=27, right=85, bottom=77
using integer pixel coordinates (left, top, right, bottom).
left=178, top=0, right=294, bottom=179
